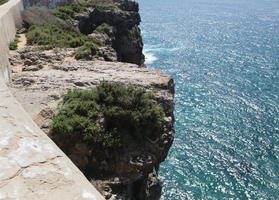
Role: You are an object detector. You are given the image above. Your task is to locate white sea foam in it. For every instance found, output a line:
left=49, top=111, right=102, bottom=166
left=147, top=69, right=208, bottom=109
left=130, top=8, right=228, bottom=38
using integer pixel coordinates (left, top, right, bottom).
left=143, top=49, right=158, bottom=64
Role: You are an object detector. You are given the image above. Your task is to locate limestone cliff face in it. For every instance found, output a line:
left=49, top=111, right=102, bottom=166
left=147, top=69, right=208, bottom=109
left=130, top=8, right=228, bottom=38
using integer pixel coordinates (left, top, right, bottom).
left=77, top=0, right=144, bottom=65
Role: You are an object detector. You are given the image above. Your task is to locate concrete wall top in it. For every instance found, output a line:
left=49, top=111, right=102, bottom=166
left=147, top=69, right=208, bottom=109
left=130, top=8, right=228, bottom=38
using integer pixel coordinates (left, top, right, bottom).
left=0, top=83, right=105, bottom=199
left=0, top=0, right=23, bottom=83
left=0, top=1, right=104, bottom=199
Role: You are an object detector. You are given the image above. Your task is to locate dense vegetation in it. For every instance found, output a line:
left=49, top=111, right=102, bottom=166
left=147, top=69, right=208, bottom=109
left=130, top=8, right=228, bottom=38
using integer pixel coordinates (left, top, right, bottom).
left=22, top=3, right=110, bottom=59
left=50, top=82, right=165, bottom=148
left=52, top=2, right=116, bottom=20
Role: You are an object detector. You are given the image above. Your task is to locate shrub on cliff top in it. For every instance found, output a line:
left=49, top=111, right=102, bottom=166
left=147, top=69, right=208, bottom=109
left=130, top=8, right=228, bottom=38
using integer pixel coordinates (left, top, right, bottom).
left=24, top=7, right=102, bottom=58
left=95, top=23, right=111, bottom=34
left=26, top=23, right=86, bottom=48
left=52, top=1, right=116, bottom=21
left=74, top=41, right=99, bottom=60
left=52, top=2, right=86, bottom=20
left=50, top=82, right=165, bottom=148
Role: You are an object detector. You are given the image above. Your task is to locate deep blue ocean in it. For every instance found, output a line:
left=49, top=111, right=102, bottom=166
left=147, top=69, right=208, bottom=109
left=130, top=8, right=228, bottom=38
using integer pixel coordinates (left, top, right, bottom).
left=137, top=0, right=279, bottom=199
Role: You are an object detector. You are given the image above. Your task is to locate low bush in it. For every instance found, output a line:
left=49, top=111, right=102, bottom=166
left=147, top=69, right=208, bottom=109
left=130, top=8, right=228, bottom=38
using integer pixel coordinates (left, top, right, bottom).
left=95, top=23, right=111, bottom=34
left=26, top=23, right=85, bottom=48
left=24, top=7, right=102, bottom=58
left=52, top=2, right=86, bottom=20
left=9, top=35, right=20, bottom=50
left=9, top=41, right=18, bottom=50
left=52, top=2, right=116, bottom=21
left=75, top=41, right=99, bottom=59
left=50, top=82, right=165, bottom=149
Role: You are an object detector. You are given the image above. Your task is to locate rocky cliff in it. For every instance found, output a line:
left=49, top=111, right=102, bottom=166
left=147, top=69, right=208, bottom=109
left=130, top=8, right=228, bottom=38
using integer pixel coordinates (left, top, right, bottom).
left=8, top=0, right=175, bottom=199
left=77, top=0, right=144, bottom=65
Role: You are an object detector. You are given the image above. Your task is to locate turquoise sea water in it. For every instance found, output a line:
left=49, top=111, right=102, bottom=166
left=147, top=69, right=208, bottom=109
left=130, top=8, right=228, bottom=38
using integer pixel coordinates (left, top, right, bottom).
left=137, top=0, right=279, bottom=199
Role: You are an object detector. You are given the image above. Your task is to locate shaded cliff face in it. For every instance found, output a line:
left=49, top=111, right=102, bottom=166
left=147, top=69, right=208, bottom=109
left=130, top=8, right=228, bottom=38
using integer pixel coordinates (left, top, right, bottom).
left=77, top=0, right=145, bottom=65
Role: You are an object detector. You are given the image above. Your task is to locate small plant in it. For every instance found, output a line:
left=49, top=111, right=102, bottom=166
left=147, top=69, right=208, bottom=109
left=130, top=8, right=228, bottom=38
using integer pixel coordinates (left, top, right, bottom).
left=9, top=41, right=18, bottom=50
left=75, top=42, right=99, bottom=60
left=9, top=36, right=19, bottom=50
left=95, top=23, right=111, bottom=34
left=50, top=82, right=165, bottom=149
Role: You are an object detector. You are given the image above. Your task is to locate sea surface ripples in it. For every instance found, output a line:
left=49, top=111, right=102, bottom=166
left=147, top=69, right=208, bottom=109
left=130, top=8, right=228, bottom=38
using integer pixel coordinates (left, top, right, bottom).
left=138, top=0, right=279, bottom=199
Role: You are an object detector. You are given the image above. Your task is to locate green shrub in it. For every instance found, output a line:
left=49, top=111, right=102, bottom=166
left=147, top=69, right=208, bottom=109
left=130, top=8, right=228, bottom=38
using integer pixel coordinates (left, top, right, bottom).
left=95, top=23, right=111, bottom=34
left=52, top=2, right=86, bottom=20
left=26, top=24, right=87, bottom=48
left=69, top=37, right=85, bottom=48
left=9, top=41, right=18, bottom=50
left=75, top=42, right=99, bottom=60
left=9, top=37, right=19, bottom=50
left=50, top=82, right=165, bottom=149
left=24, top=7, right=102, bottom=58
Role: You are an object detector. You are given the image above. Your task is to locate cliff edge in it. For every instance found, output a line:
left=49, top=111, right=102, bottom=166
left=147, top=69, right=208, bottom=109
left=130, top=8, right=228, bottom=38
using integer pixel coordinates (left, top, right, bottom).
left=7, top=0, right=175, bottom=199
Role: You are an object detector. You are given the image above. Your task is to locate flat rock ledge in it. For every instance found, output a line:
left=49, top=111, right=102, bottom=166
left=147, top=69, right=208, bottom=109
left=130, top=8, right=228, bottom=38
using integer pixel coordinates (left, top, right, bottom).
left=8, top=49, right=174, bottom=120
left=0, top=83, right=105, bottom=200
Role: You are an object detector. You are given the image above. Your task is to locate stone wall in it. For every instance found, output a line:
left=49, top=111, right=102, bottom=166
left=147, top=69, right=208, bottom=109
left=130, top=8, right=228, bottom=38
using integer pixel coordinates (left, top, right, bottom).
left=0, top=0, right=23, bottom=83
left=0, top=83, right=105, bottom=199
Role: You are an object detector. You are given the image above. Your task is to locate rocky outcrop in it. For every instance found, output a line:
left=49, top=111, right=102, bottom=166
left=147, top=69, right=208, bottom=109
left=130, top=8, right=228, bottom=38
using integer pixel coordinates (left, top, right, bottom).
left=76, top=0, right=144, bottom=65
left=9, top=46, right=174, bottom=199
